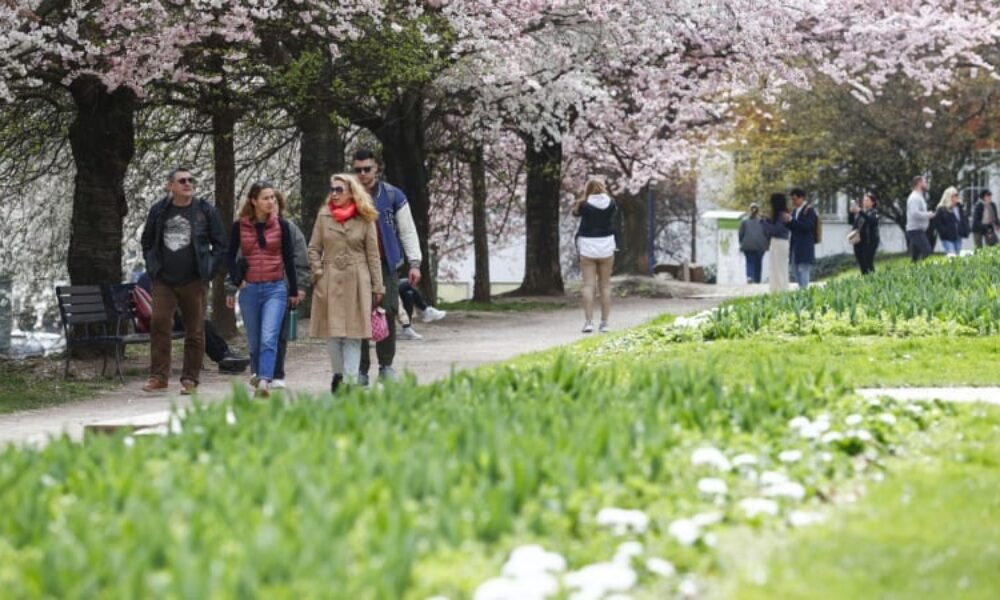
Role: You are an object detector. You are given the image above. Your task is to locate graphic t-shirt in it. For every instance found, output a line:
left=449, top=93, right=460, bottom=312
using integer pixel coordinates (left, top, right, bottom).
left=159, top=203, right=199, bottom=285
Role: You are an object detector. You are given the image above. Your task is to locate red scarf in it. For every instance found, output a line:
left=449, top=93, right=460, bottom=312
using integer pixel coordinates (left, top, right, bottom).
left=329, top=201, right=357, bottom=223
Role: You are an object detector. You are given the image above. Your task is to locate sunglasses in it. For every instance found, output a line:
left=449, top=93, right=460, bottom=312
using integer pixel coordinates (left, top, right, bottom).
left=329, top=186, right=346, bottom=195
left=353, top=166, right=374, bottom=174
left=175, top=177, right=196, bottom=185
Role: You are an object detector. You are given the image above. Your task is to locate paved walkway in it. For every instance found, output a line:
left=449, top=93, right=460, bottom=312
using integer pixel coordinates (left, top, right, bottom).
left=857, top=387, right=1000, bottom=405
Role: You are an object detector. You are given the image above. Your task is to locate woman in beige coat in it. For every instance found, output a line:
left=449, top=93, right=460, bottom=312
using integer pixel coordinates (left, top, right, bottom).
left=308, top=174, right=384, bottom=392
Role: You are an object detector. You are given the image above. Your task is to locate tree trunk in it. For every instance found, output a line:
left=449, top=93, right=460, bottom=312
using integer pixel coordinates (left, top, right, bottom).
left=66, top=76, right=135, bottom=285
left=514, top=135, right=564, bottom=295
left=613, top=188, right=650, bottom=275
left=377, top=92, right=436, bottom=301
left=298, top=109, right=344, bottom=239
left=211, top=109, right=238, bottom=338
left=470, top=144, right=491, bottom=302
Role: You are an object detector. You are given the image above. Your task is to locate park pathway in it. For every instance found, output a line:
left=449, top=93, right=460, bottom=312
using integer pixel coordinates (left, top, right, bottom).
left=0, top=295, right=730, bottom=445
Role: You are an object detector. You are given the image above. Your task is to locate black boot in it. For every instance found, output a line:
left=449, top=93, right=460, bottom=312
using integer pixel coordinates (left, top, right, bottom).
left=331, top=373, right=343, bottom=394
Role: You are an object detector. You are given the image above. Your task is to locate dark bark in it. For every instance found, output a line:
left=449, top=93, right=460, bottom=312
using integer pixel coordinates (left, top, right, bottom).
left=376, top=92, right=436, bottom=301
left=470, top=144, right=491, bottom=303
left=513, top=135, right=564, bottom=296
left=66, top=76, right=135, bottom=286
left=297, top=109, right=344, bottom=240
left=210, top=109, right=238, bottom=338
left=613, top=189, right=650, bottom=275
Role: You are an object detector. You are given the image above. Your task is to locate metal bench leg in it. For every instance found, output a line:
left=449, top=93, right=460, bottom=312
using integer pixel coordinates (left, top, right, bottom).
left=114, top=342, right=126, bottom=384
left=64, top=348, right=71, bottom=380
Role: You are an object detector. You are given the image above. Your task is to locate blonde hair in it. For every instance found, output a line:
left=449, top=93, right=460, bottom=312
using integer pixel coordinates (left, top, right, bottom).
left=937, top=186, right=959, bottom=211
left=330, top=173, right=378, bottom=222
left=575, top=178, right=609, bottom=211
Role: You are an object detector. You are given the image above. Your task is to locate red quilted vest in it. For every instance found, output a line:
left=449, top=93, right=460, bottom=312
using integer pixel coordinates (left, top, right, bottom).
left=239, top=215, right=284, bottom=282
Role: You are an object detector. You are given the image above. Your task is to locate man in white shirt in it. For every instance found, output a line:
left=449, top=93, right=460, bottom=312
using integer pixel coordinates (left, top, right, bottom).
left=905, top=175, right=935, bottom=262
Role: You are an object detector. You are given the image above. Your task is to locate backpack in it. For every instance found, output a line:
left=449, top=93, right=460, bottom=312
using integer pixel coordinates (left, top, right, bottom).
left=131, top=285, right=153, bottom=333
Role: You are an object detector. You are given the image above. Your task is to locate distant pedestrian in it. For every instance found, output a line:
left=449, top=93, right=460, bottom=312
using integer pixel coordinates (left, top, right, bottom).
left=226, top=181, right=300, bottom=398
left=738, top=202, right=768, bottom=284
left=786, top=188, right=818, bottom=289
left=761, top=193, right=791, bottom=293
left=848, top=191, right=880, bottom=275
left=140, top=167, right=227, bottom=394
left=972, top=190, right=999, bottom=248
left=573, top=178, right=617, bottom=333
left=308, top=174, right=384, bottom=393
left=932, top=186, right=962, bottom=256
left=906, top=175, right=935, bottom=262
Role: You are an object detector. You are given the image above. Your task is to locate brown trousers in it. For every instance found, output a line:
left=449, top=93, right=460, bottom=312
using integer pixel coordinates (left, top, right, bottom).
left=580, top=255, right=614, bottom=323
left=150, top=279, right=207, bottom=384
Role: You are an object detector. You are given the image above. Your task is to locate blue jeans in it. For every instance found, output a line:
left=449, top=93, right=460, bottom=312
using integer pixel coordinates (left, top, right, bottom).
left=940, top=239, right=961, bottom=255
left=792, top=263, right=812, bottom=289
left=744, top=251, right=764, bottom=283
left=238, top=280, right=288, bottom=382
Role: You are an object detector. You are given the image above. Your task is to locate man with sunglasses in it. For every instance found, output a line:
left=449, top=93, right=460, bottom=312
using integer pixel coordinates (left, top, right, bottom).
left=140, top=167, right=227, bottom=394
left=351, top=148, right=423, bottom=384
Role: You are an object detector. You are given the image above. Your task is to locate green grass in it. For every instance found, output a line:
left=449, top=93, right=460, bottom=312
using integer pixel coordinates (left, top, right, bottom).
left=0, top=358, right=110, bottom=414
left=720, top=404, right=1000, bottom=600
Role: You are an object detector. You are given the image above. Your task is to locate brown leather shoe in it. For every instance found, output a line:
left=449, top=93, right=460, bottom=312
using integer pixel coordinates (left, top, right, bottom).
left=142, top=378, right=167, bottom=392
left=179, top=379, right=198, bottom=395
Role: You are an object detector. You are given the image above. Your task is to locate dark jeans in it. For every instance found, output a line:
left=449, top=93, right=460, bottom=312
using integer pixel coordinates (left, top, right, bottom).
left=854, top=244, right=876, bottom=275
left=398, top=279, right=429, bottom=319
left=360, top=264, right=399, bottom=375
left=204, top=319, right=229, bottom=363
left=150, top=279, right=206, bottom=384
left=743, top=251, right=764, bottom=283
left=274, top=308, right=292, bottom=380
left=907, top=230, right=932, bottom=262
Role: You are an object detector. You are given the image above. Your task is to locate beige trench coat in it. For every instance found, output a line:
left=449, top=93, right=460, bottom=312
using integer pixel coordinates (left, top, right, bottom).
left=308, top=208, right=385, bottom=339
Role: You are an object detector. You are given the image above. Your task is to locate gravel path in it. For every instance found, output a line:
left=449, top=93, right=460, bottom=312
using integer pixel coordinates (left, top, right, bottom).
left=0, top=296, right=725, bottom=445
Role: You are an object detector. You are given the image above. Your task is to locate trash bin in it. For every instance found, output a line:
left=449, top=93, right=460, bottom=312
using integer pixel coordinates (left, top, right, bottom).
left=0, top=276, right=11, bottom=355
left=284, top=308, right=298, bottom=341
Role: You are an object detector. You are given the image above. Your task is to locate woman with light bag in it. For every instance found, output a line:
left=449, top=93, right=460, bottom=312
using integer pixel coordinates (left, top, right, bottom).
left=308, top=174, right=384, bottom=393
left=848, top=191, right=880, bottom=275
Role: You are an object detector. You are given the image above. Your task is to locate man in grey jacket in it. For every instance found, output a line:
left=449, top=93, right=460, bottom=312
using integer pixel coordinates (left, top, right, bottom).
left=906, top=175, right=935, bottom=262
left=738, top=202, right=768, bottom=283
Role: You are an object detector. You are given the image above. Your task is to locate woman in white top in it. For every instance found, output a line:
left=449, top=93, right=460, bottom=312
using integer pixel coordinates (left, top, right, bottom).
left=573, top=179, right=618, bottom=333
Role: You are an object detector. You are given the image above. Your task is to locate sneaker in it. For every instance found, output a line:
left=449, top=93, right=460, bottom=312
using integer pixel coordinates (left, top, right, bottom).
left=378, top=365, right=397, bottom=382
left=331, top=373, right=343, bottom=394
left=271, top=379, right=286, bottom=389
left=219, top=353, right=250, bottom=374
left=598, top=321, right=610, bottom=333
left=249, top=374, right=260, bottom=389
left=422, top=306, right=447, bottom=323
left=357, top=372, right=370, bottom=387
left=179, top=379, right=198, bottom=395
left=255, top=380, right=270, bottom=398
left=142, top=377, right=167, bottom=392
left=399, top=326, right=423, bottom=340
left=582, top=321, right=594, bottom=333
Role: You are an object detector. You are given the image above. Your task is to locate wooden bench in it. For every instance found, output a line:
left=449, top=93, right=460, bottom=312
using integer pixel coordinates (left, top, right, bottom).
left=56, top=283, right=182, bottom=383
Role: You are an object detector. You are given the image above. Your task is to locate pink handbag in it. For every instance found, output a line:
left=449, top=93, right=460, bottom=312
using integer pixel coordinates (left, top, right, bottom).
left=371, top=307, right=389, bottom=342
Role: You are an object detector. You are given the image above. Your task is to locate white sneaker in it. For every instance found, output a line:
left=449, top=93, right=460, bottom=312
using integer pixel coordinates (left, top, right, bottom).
left=582, top=321, right=594, bottom=333
left=271, top=379, right=286, bottom=389
left=399, top=326, right=423, bottom=340
left=422, top=306, right=447, bottom=322
left=599, top=321, right=610, bottom=333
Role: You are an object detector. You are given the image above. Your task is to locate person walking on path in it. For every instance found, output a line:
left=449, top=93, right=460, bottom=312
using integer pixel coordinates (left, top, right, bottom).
left=848, top=192, right=880, bottom=275
left=972, top=189, right=999, bottom=248
left=308, top=174, right=384, bottom=393
left=932, top=186, right=963, bottom=256
left=351, top=149, right=422, bottom=385
left=906, top=175, right=935, bottom=262
left=761, top=193, right=791, bottom=293
left=786, top=188, right=818, bottom=289
left=573, top=179, right=618, bottom=333
left=738, top=202, right=768, bottom=284
left=269, top=189, right=310, bottom=389
left=140, top=167, right=227, bottom=395
left=225, top=181, right=300, bottom=398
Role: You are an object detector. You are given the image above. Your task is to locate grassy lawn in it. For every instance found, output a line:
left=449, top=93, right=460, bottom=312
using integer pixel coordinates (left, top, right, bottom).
left=0, top=357, right=111, bottom=414
left=719, top=404, right=1000, bottom=600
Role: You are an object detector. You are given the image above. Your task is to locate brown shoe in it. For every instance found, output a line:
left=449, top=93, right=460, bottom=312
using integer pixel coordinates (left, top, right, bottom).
left=142, top=378, right=167, bottom=392
left=179, top=379, right=198, bottom=395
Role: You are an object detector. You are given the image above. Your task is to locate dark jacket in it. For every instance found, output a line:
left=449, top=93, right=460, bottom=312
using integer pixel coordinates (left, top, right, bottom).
left=141, top=196, right=227, bottom=283
left=372, top=181, right=413, bottom=271
left=738, top=216, right=769, bottom=252
left=786, top=203, right=817, bottom=265
left=931, top=206, right=960, bottom=242
left=972, top=200, right=999, bottom=234
left=848, top=208, right=880, bottom=250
